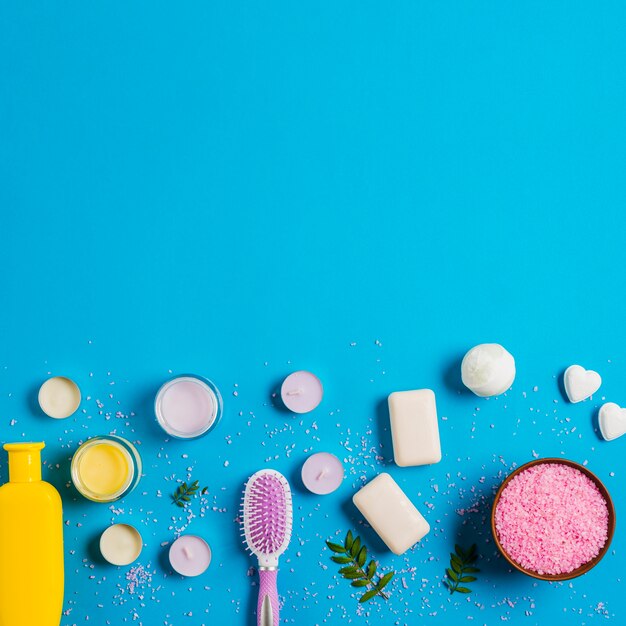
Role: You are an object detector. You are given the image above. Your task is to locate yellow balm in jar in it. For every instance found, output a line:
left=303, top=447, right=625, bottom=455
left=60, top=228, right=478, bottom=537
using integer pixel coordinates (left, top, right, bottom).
left=71, top=436, right=141, bottom=502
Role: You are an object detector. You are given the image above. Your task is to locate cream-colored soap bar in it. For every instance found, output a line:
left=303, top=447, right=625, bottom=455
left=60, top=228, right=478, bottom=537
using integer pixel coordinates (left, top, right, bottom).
left=352, top=473, right=430, bottom=555
left=388, top=389, right=441, bottom=467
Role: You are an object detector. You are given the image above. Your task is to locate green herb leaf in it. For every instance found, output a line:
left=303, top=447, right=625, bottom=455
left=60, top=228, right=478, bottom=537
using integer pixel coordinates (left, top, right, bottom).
left=344, top=530, right=354, bottom=550
left=456, top=587, right=471, bottom=593
left=366, top=560, right=377, bottom=579
left=351, top=580, right=370, bottom=588
left=359, top=589, right=378, bottom=604
left=339, top=566, right=359, bottom=575
left=357, top=546, right=367, bottom=567
left=350, top=537, right=361, bottom=558
left=330, top=556, right=352, bottom=564
left=446, top=568, right=458, bottom=582
left=455, top=544, right=465, bottom=559
left=342, top=571, right=363, bottom=580
left=464, top=566, right=480, bottom=573
left=460, top=576, right=477, bottom=583
left=326, top=542, right=346, bottom=554
left=377, top=572, right=393, bottom=591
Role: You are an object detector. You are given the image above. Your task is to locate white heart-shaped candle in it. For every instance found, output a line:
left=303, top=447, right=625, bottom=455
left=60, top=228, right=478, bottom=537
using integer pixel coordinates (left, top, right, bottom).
left=563, top=365, right=602, bottom=403
left=599, top=402, right=626, bottom=441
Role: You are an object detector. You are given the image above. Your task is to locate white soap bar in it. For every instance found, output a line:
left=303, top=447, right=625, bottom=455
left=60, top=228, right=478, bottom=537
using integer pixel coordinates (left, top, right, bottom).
left=388, top=389, right=441, bottom=467
left=352, top=473, right=430, bottom=555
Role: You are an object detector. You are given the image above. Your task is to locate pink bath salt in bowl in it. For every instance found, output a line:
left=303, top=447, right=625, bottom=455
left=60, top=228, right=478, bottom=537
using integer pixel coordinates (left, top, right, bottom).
left=493, top=460, right=614, bottom=579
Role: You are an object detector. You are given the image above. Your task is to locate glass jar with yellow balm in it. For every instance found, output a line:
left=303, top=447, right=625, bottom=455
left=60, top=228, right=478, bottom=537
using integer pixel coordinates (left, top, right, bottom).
left=71, top=435, right=141, bottom=502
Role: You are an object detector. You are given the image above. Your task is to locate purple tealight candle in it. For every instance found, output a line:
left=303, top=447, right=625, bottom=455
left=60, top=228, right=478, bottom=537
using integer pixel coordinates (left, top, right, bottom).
left=169, top=535, right=212, bottom=577
left=280, top=371, right=323, bottom=413
left=301, top=452, right=344, bottom=495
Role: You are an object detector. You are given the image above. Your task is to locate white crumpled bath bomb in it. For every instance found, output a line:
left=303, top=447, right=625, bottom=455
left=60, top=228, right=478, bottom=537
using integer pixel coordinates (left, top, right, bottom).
left=461, top=343, right=515, bottom=397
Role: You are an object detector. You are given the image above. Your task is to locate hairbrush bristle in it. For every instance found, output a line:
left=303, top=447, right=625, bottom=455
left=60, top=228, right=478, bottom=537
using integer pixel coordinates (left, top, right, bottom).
left=242, top=470, right=292, bottom=565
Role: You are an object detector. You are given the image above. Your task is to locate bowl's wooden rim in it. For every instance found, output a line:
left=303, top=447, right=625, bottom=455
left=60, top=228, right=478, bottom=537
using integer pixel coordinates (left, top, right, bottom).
left=491, top=457, right=616, bottom=581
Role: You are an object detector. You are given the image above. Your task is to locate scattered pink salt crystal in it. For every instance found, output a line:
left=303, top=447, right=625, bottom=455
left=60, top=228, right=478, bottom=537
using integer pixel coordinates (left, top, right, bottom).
left=125, top=564, right=151, bottom=594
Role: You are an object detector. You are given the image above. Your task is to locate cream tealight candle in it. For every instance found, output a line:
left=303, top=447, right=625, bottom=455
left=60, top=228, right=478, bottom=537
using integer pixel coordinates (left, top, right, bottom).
left=100, top=524, right=143, bottom=566
left=38, top=376, right=81, bottom=419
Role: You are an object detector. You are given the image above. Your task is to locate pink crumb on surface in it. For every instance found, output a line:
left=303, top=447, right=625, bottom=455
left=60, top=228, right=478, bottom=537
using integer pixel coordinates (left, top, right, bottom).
left=494, top=463, right=609, bottom=575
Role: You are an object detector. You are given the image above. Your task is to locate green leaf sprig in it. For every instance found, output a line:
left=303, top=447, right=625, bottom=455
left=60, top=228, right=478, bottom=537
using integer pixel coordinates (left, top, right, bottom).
left=326, top=530, right=394, bottom=603
left=444, top=543, right=479, bottom=594
left=172, top=480, right=208, bottom=508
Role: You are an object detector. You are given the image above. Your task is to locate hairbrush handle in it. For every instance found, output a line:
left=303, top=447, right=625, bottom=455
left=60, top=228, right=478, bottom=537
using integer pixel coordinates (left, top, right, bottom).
left=257, top=568, right=279, bottom=626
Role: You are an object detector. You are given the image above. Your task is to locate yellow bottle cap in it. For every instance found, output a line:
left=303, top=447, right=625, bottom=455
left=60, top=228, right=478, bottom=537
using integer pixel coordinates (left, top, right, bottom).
left=4, top=442, right=45, bottom=482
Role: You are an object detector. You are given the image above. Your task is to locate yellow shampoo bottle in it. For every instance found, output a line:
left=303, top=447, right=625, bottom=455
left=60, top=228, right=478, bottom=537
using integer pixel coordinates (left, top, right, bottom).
left=0, top=442, right=64, bottom=626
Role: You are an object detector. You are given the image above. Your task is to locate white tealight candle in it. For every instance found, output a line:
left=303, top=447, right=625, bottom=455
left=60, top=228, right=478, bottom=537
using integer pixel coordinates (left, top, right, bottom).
left=100, top=524, right=143, bottom=566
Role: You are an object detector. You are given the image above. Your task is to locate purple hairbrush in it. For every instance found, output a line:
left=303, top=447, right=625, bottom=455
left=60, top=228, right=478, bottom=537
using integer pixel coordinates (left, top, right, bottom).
left=242, top=469, right=293, bottom=626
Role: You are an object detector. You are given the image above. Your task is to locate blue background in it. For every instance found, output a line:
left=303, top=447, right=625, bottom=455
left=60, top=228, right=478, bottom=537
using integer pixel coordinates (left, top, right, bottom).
left=1, top=2, right=625, bottom=624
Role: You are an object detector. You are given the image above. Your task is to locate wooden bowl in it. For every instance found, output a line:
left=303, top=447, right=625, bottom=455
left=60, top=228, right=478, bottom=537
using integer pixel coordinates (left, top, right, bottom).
left=491, top=458, right=615, bottom=581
